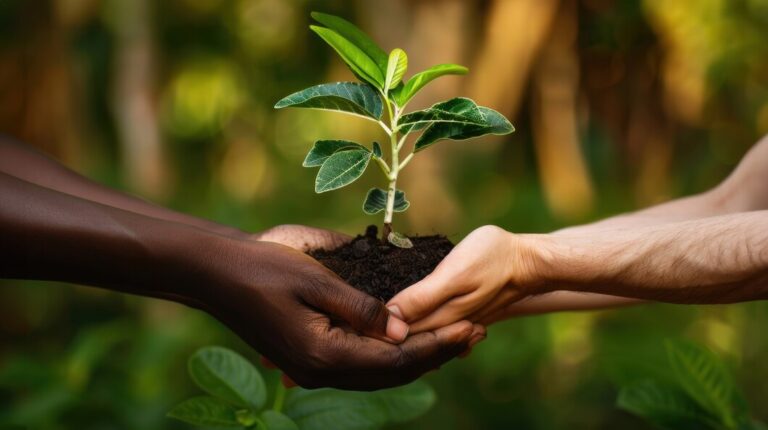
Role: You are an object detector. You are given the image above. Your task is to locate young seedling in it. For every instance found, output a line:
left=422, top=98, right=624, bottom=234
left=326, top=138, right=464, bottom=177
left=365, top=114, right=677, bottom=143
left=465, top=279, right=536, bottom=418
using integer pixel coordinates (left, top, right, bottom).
left=275, top=12, right=514, bottom=247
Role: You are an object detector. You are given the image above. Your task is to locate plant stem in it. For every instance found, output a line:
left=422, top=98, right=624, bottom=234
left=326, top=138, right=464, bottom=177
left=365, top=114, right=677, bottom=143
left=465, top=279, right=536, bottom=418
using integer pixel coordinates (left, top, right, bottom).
left=382, top=95, right=400, bottom=242
left=382, top=132, right=398, bottom=241
left=273, top=383, right=287, bottom=413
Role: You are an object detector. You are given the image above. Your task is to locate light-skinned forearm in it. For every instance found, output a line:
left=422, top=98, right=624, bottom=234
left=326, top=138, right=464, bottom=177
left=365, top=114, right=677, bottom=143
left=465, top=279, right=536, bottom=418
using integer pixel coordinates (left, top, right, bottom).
left=532, top=211, right=768, bottom=304
left=0, top=137, right=247, bottom=240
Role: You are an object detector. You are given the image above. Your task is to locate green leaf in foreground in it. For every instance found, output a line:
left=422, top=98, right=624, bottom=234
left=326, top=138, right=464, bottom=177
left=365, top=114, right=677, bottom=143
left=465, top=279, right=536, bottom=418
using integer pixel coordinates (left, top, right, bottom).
left=315, top=149, right=372, bottom=193
left=310, top=26, right=384, bottom=88
left=303, top=140, right=367, bottom=167
left=385, top=48, right=408, bottom=93
left=285, top=381, right=435, bottom=430
left=393, top=64, right=468, bottom=106
left=167, top=396, right=241, bottom=427
left=666, top=340, right=748, bottom=428
left=618, top=381, right=722, bottom=430
left=261, top=410, right=300, bottom=430
left=398, top=97, right=486, bottom=134
left=363, top=188, right=409, bottom=214
left=415, top=106, right=514, bottom=152
left=274, top=82, right=383, bottom=120
left=311, top=12, right=388, bottom=72
left=188, top=346, right=266, bottom=410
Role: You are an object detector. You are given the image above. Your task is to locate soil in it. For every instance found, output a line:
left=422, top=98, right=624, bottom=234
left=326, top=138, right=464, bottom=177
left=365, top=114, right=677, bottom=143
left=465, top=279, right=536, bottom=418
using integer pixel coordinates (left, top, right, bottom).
left=310, top=225, right=454, bottom=302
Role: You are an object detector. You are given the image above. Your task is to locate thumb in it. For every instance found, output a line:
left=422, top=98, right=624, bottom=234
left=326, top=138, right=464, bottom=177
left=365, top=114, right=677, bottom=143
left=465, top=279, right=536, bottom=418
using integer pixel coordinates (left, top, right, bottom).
left=386, top=265, right=456, bottom=323
left=305, top=275, right=410, bottom=343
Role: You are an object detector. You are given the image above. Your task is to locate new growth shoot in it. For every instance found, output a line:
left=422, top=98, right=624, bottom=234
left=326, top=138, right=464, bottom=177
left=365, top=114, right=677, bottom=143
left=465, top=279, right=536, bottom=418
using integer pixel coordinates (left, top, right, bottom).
left=275, top=12, right=514, bottom=248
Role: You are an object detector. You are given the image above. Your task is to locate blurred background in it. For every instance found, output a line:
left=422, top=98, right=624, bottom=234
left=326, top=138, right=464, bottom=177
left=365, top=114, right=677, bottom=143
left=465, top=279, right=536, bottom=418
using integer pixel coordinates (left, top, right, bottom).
left=1, top=0, right=768, bottom=428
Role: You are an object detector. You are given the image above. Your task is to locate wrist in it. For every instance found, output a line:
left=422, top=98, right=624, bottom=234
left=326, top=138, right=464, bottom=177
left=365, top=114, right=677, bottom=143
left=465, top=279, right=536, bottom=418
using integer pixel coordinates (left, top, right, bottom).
left=141, top=221, right=247, bottom=299
left=512, top=233, right=607, bottom=295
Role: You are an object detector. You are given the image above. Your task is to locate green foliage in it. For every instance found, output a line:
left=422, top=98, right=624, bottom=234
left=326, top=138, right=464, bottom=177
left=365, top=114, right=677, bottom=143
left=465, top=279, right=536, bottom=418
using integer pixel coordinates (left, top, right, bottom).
left=310, top=12, right=389, bottom=72
left=275, top=11, right=514, bottom=245
left=415, top=106, right=514, bottom=152
left=384, top=49, right=407, bottom=93
left=314, top=148, right=372, bottom=193
left=188, top=346, right=266, bottom=410
left=167, top=396, right=242, bottom=427
left=274, top=83, right=383, bottom=120
left=391, top=64, right=469, bottom=107
left=616, top=340, right=762, bottom=430
left=387, top=231, right=414, bottom=249
left=260, top=410, right=300, bottom=430
left=372, top=141, right=382, bottom=158
left=666, top=341, right=749, bottom=427
left=309, top=26, right=384, bottom=88
left=363, top=188, right=409, bottom=215
left=168, top=346, right=435, bottom=430
left=398, top=97, right=486, bottom=134
left=618, top=381, right=721, bottom=430
left=284, top=381, right=435, bottom=430
left=302, top=140, right=368, bottom=168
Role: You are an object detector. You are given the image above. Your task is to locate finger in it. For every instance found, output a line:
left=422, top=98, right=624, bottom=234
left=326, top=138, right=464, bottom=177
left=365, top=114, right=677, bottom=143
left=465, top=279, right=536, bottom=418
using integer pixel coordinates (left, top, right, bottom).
left=501, top=291, right=641, bottom=317
left=458, top=329, right=489, bottom=358
left=477, top=291, right=643, bottom=325
left=305, top=275, right=409, bottom=343
left=409, top=288, right=525, bottom=333
left=386, top=265, right=462, bottom=323
left=308, top=320, right=478, bottom=390
left=467, top=287, right=525, bottom=323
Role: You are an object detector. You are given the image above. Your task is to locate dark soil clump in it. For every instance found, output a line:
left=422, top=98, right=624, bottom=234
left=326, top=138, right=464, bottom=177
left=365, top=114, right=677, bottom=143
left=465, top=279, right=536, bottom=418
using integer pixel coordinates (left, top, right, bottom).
left=310, top=225, right=454, bottom=302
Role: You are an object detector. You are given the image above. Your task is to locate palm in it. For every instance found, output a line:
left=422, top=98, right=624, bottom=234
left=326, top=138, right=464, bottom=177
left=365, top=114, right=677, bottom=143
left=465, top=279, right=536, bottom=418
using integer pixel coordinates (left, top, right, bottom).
left=253, top=224, right=351, bottom=252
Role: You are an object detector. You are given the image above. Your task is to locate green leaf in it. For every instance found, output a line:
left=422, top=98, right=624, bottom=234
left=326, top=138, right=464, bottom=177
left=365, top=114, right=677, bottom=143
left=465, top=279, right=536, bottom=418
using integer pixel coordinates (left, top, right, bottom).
left=414, top=106, right=514, bottom=152
left=388, top=232, right=413, bottom=248
left=362, top=188, right=409, bottom=215
left=188, top=346, right=266, bottom=410
left=311, top=12, right=388, bottom=72
left=666, top=340, right=749, bottom=428
left=236, top=409, right=259, bottom=427
left=740, top=420, right=768, bottom=430
left=372, top=141, right=382, bottom=158
left=310, top=26, right=384, bottom=88
left=392, top=64, right=468, bottom=106
left=398, top=97, right=486, bottom=134
left=285, top=381, right=435, bottom=430
left=385, top=49, right=408, bottom=93
left=274, top=82, right=382, bottom=120
left=617, top=381, right=722, bottom=430
left=315, top=149, right=372, bottom=193
left=303, top=140, right=367, bottom=168
left=167, top=396, right=241, bottom=427
left=260, top=410, right=300, bottom=430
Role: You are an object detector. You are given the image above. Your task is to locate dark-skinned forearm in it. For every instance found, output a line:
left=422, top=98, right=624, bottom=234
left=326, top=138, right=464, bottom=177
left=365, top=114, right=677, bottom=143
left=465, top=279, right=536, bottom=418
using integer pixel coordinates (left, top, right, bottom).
left=0, top=172, right=231, bottom=304
left=0, top=136, right=247, bottom=240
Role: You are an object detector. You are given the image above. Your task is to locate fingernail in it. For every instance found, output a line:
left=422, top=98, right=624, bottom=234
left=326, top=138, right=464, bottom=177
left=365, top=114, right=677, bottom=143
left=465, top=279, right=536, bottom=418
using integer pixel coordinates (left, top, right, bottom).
left=468, top=333, right=486, bottom=349
left=387, top=305, right=405, bottom=320
left=386, top=314, right=409, bottom=343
